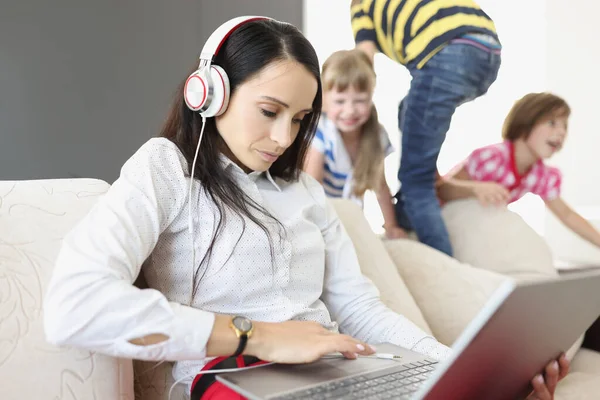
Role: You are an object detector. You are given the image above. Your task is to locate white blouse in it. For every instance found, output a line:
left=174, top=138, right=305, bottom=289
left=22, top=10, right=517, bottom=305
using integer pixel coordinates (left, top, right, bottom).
left=44, top=138, right=449, bottom=386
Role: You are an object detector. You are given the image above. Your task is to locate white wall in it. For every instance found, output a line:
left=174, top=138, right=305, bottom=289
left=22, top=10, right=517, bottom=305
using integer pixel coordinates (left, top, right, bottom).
left=545, top=1, right=600, bottom=207
left=303, top=0, right=552, bottom=233
left=543, top=1, right=600, bottom=263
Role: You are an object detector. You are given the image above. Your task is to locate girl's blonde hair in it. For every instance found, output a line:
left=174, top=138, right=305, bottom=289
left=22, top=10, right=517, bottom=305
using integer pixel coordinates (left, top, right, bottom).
left=321, top=49, right=383, bottom=197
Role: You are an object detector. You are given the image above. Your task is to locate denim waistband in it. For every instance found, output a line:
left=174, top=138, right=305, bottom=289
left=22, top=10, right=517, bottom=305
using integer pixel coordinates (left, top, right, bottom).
left=458, top=33, right=501, bottom=48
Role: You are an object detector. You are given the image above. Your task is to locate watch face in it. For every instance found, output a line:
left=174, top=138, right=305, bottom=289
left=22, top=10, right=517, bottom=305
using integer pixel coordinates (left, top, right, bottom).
left=233, top=316, right=252, bottom=332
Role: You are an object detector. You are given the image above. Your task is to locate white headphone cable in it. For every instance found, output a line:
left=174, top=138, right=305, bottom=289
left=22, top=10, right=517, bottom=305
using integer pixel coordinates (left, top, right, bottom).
left=188, top=114, right=207, bottom=301
left=168, top=361, right=274, bottom=400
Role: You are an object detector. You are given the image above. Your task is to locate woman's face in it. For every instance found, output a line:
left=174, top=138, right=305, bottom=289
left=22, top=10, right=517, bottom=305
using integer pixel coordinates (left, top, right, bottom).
left=216, top=59, right=318, bottom=172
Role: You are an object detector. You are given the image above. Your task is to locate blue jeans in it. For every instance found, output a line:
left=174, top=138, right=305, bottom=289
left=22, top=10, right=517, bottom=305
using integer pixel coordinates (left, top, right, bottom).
left=394, top=42, right=501, bottom=256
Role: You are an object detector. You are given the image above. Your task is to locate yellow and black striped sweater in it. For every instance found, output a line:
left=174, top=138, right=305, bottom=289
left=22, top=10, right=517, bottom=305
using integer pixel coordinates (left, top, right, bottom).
left=351, top=0, right=499, bottom=68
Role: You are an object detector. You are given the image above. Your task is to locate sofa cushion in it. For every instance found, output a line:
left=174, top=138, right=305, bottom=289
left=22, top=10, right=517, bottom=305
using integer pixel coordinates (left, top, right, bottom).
left=571, top=348, right=600, bottom=375
left=443, top=199, right=557, bottom=281
left=554, top=371, right=600, bottom=400
left=134, top=359, right=185, bottom=400
left=384, top=239, right=507, bottom=346
left=0, top=179, right=134, bottom=400
left=442, top=199, right=584, bottom=361
left=328, top=199, right=432, bottom=334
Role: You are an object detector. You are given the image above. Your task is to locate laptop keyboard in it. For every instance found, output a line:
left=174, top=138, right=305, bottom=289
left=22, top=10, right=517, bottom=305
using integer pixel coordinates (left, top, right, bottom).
left=271, top=359, right=438, bottom=400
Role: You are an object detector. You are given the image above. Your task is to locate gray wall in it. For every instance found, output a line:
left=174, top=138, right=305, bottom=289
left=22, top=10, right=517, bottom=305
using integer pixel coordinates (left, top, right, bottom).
left=0, top=0, right=303, bottom=182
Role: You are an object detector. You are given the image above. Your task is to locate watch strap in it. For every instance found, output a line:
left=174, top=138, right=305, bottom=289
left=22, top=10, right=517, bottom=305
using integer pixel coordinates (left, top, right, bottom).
left=232, top=334, right=248, bottom=357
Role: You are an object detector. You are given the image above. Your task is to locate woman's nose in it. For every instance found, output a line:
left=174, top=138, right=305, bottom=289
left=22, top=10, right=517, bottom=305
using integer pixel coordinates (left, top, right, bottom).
left=271, top=123, right=293, bottom=149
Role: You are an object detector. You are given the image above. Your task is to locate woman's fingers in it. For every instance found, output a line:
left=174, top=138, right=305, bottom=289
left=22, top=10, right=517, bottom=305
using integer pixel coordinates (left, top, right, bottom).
left=528, top=354, right=569, bottom=400
left=341, top=351, right=358, bottom=359
left=340, top=335, right=375, bottom=356
left=322, top=334, right=375, bottom=360
left=251, top=321, right=381, bottom=364
left=544, top=360, right=560, bottom=395
left=531, top=374, right=551, bottom=400
left=558, top=353, right=570, bottom=379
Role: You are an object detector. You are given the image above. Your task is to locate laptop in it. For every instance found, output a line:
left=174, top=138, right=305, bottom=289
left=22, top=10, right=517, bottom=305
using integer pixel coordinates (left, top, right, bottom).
left=216, top=270, right=600, bottom=400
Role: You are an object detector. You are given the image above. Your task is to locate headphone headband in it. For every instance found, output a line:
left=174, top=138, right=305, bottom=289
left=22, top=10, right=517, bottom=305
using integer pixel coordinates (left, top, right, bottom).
left=185, top=15, right=271, bottom=117
left=199, top=16, right=269, bottom=64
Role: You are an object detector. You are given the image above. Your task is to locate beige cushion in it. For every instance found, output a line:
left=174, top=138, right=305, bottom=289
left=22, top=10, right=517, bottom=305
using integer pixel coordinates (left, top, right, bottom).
left=555, top=371, right=600, bottom=400
left=443, top=199, right=556, bottom=281
left=0, top=179, right=134, bottom=400
left=384, top=239, right=507, bottom=346
left=329, top=199, right=431, bottom=334
left=442, top=199, right=584, bottom=361
left=571, top=348, right=600, bottom=375
left=134, top=360, right=183, bottom=400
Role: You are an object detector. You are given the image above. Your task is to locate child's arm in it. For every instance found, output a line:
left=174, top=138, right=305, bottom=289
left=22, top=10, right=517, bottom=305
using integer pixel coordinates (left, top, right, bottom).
left=303, top=148, right=325, bottom=183
left=351, top=0, right=379, bottom=64
left=356, top=41, right=378, bottom=64
left=545, top=197, right=600, bottom=248
left=375, top=171, right=407, bottom=239
left=437, top=166, right=510, bottom=206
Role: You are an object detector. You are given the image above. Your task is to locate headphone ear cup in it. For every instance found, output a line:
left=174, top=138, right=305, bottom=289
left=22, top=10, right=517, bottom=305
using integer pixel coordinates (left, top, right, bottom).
left=201, top=65, right=231, bottom=118
left=184, top=69, right=209, bottom=112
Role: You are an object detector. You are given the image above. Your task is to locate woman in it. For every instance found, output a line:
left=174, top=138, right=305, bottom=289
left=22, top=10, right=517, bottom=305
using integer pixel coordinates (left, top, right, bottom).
left=44, top=17, right=567, bottom=399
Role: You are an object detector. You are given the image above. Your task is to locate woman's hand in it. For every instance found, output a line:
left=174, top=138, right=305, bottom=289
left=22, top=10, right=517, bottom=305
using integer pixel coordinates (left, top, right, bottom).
left=471, top=182, right=510, bottom=206
left=245, top=320, right=375, bottom=364
left=526, top=354, right=570, bottom=400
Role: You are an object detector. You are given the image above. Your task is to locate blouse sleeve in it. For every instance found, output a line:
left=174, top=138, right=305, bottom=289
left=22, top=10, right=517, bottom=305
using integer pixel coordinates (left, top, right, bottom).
left=44, top=138, right=216, bottom=361
left=304, top=174, right=451, bottom=361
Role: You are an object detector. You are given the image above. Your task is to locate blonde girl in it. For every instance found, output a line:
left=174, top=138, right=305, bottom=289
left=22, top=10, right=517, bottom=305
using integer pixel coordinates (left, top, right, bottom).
left=304, top=49, right=406, bottom=239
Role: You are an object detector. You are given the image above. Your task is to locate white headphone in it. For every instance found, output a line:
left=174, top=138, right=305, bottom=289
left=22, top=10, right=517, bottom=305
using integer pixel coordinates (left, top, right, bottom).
left=185, top=16, right=271, bottom=302
left=183, top=16, right=270, bottom=117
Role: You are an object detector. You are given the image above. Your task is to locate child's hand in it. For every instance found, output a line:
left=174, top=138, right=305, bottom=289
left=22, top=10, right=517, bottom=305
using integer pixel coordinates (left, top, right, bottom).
left=385, top=225, right=408, bottom=239
left=525, top=353, right=570, bottom=399
left=472, top=182, right=510, bottom=206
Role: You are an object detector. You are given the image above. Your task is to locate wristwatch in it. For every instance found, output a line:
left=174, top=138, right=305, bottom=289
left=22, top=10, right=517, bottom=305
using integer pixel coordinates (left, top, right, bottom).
left=230, top=316, right=254, bottom=357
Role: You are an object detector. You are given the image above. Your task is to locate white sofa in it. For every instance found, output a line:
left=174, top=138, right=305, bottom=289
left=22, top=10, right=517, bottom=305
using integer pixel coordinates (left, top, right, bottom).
left=1, top=179, right=599, bottom=400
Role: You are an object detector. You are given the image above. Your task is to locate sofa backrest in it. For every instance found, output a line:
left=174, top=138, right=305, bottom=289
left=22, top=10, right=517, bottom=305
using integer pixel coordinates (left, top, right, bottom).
left=1, top=178, right=433, bottom=400
left=0, top=179, right=134, bottom=400
left=442, top=199, right=584, bottom=359
left=443, top=199, right=558, bottom=281
left=328, top=199, right=432, bottom=334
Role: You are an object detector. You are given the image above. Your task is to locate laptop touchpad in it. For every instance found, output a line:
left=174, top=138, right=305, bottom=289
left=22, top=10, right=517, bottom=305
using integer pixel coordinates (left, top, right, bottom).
left=216, top=356, right=401, bottom=398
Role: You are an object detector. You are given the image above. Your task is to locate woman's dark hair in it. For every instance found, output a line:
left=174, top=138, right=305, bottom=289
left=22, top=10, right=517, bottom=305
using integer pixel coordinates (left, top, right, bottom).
left=159, top=19, right=322, bottom=295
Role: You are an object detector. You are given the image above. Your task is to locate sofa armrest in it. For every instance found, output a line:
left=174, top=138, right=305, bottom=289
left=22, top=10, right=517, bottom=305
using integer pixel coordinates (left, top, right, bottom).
left=383, top=239, right=508, bottom=346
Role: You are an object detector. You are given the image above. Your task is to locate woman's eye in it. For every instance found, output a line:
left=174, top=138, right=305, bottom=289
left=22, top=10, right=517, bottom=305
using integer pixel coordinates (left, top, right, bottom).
left=548, top=119, right=555, bottom=126
left=292, top=118, right=303, bottom=124
left=260, top=109, right=276, bottom=118
left=334, top=99, right=345, bottom=105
